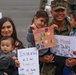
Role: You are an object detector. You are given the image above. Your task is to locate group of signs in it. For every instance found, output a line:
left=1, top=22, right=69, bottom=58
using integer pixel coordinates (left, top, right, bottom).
left=18, top=26, right=76, bottom=75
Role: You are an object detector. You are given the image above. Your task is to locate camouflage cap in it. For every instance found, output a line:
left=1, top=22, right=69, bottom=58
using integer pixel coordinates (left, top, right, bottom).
left=51, top=1, right=68, bottom=11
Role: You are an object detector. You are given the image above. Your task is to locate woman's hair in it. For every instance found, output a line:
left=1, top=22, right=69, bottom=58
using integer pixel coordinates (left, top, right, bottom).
left=70, top=10, right=76, bottom=21
left=0, top=17, right=17, bottom=41
left=0, top=17, right=24, bottom=49
left=32, top=10, right=49, bottom=24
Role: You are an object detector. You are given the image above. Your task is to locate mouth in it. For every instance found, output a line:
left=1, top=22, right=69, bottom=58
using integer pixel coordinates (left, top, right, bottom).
left=3, top=50, right=7, bottom=52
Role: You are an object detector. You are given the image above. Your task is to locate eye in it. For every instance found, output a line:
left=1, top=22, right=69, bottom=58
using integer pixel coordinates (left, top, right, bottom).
left=7, top=26, right=11, bottom=28
left=2, top=26, right=5, bottom=29
left=1, top=44, right=4, bottom=47
left=6, top=45, right=10, bottom=47
left=41, top=19, right=44, bottom=22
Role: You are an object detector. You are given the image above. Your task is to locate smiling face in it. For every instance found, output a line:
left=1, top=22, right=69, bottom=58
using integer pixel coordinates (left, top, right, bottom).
left=34, top=17, right=47, bottom=28
left=1, top=21, right=13, bottom=37
left=1, top=39, right=14, bottom=54
left=51, top=9, right=67, bottom=22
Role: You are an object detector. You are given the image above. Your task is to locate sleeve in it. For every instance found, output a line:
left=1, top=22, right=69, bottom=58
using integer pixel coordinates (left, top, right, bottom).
left=39, top=48, right=50, bottom=57
left=26, top=27, right=35, bottom=47
left=0, top=51, right=17, bottom=69
left=5, top=52, right=17, bottom=68
left=5, top=52, right=16, bottom=58
left=0, top=55, right=11, bottom=69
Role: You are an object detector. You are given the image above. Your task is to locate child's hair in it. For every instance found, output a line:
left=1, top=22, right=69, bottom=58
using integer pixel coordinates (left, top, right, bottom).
left=32, top=10, right=49, bottom=24
left=70, top=10, right=76, bottom=21
left=1, top=36, right=15, bottom=46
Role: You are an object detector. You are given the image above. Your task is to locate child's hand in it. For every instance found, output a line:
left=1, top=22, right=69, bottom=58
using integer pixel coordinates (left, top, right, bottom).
left=12, top=56, right=17, bottom=61
left=73, top=50, right=76, bottom=55
left=30, top=24, right=37, bottom=30
left=4, top=72, right=8, bottom=75
left=51, top=24, right=58, bottom=29
left=15, top=60, right=20, bottom=67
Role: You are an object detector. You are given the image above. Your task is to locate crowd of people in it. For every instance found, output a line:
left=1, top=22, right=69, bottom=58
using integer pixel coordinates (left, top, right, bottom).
left=0, top=0, right=76, bottom=75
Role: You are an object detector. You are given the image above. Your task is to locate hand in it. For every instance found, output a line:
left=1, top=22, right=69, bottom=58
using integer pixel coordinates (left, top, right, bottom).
left=51, top=24, right=58, bottom=29
left=39, top=54, right=54, bottom=63
left=15, top=60, right=20, bottom=67
left=73, top=50, right=76, bottom=55
left=66, top=58, right=76, bottom=67
left=49, top=54, right=54, bottom=63
left=4, top=72, right=8, bottom=75
left=12, top=56, right=17, bottom=60
left=30, top=24, right=37, bottom=30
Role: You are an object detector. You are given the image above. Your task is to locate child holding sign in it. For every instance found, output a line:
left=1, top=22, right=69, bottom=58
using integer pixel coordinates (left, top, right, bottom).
left=63, top=10, right=76, bottom=75
left=26, top=10, right=57, bottom=73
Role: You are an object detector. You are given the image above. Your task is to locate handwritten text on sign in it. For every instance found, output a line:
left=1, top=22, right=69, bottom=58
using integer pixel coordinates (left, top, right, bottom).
left=51, top=35, right=76, bottom=58
left=18, top=47, right=39, bottom=75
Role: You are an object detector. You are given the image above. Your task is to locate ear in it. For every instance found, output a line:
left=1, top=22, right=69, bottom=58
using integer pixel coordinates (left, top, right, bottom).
left=12, top=45, right=15, bottom=50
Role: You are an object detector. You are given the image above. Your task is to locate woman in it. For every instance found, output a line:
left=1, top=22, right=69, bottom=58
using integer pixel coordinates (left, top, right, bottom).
left=0, top=17, right=25, bottom=75
left=0, top=17, right=25, bottom=49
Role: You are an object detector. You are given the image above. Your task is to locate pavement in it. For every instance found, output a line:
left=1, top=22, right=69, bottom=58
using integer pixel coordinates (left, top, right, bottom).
left=0, top=0, right=40, bottom=47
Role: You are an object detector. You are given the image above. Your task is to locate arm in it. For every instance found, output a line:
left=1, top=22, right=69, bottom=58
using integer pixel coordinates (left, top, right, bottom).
left=39, top=48, right=54, bottom=63
left=66, top=58, right=76, bottom=67
left=26, top=27, right=35, bottom=47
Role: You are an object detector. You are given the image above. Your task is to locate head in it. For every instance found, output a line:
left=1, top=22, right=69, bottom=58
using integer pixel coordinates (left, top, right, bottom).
left=51, top=1, right=67, bottom=22
left=0, top=36, right=15, bottom=54
left=69, top=10, right=76, bottom=28
left=0, top=17, right=17, bottom=41
left=32, top=10, right=49, bottom=28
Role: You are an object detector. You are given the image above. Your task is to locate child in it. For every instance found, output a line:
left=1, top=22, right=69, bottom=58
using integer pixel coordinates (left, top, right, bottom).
left=0, top=36, right=19, bottom=75
left=63, top=10, right=76, bottom=75
left=26, top=10, right=57, bottom=73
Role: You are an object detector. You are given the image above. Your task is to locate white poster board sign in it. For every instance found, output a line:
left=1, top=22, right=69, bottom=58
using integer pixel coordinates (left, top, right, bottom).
left=51, top=35, right=76, bottom=58
left=18, top=47, right=39, bottom=75
left=0, top=12, right=2, bottom=18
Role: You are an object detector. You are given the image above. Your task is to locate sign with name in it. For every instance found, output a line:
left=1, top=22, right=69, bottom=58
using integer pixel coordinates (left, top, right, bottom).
left=51, top=35, right=76, bottom=58
left=33, top=26, right=56, bottom=50
left=18, top=47, right=39, bottom=75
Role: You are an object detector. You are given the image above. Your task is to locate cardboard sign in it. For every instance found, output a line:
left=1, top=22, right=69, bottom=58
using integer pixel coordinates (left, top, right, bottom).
left=51, top=35, right=76, bottom=58
left=18, top=47, right=39, bottom=75
left=33, top=26, right=56, bottom=50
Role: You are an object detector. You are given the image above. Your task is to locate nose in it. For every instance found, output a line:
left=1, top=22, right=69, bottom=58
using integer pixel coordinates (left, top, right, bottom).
left=42, top=22, right=45, bottom=26
left=5, top=28, right=8, bottom=31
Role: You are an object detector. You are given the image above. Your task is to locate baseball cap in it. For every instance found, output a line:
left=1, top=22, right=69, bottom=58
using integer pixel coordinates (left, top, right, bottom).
left=51, top=1, right=68, bottom=11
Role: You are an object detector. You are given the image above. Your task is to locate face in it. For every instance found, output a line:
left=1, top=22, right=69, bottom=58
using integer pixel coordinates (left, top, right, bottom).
left=51, top=9, right=67, bottom=22
left=34, top=17, right=47, bottom=28
left=70, top=14, right=76, bottom=28
left=1, top=21, right=13, bottom=37
left=1, top=39, right=13, bottom=54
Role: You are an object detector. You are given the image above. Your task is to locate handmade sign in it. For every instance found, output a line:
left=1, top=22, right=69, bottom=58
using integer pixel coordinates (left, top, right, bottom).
left=33, top=26, right=56, bottom=50
left=51, top=35, right=76, bottom=58
left=18, top=47, right=39, bottom=75
left=0, top=12, right=2, bottom=18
